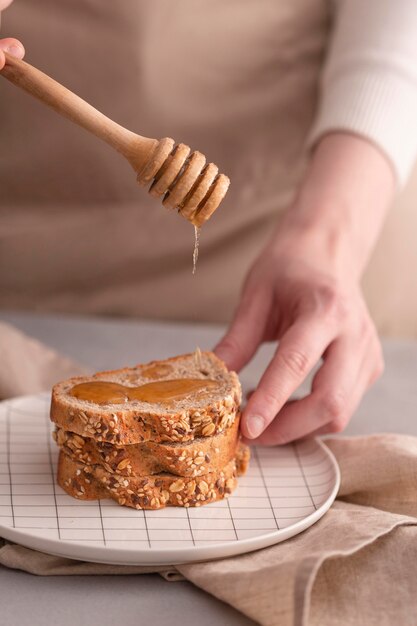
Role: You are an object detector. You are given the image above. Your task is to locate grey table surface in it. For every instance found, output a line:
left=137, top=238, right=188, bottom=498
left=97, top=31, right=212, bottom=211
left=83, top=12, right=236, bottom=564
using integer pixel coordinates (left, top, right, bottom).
left=1, top=311, right=416, bottom=626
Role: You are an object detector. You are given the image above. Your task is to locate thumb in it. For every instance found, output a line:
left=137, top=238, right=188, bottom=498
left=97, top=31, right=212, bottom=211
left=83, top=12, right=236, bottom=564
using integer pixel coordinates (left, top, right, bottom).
left=0, top=38, right=25, bottom=70
left=214, top=286, right=271, bottom=372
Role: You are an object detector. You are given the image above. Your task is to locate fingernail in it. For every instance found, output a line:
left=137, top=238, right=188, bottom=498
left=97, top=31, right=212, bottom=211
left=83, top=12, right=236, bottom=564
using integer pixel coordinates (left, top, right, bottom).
left=5, top=44, right=24, bottom=58
left=245, top=415, right=265, bottom=439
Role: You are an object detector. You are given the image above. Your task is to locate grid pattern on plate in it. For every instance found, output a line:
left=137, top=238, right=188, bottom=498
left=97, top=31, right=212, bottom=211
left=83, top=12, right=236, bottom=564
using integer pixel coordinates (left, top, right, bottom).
left=0, top=394, right=336, bottom=550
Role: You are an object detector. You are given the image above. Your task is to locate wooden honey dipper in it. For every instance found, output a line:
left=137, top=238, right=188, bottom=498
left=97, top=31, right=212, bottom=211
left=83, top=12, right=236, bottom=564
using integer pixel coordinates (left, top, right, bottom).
left=1, top=53, right=230, bottom=227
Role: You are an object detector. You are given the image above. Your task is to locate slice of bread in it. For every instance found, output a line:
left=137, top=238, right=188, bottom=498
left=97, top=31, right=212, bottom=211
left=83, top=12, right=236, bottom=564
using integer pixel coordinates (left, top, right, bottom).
left=50, top=352, right=241, bottom=445
left=54, top=415, right=240, bottom=478
left=58, top=443, right=250, bottom=510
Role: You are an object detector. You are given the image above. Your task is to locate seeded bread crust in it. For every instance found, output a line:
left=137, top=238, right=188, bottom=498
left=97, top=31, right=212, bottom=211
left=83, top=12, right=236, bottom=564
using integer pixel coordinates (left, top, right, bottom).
left=50, top=352, right=241, bottom=445
left=54, top=415, right=240, bottom=478
left=58, top=444, right=250, bottom=510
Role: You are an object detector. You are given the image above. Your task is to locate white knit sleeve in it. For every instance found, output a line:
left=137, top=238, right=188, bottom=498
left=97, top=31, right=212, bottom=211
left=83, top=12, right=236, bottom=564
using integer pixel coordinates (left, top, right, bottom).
left=309, top=0, right=417, bottom=186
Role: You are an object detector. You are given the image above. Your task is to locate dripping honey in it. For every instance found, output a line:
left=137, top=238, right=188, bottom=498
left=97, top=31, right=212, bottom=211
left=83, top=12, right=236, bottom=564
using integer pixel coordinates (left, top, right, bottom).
left=192, top=225, right=201, bottom=275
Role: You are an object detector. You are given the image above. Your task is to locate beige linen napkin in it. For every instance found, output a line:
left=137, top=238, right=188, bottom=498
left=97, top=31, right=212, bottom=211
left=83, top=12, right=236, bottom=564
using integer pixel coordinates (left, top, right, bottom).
left=0, top=321, right=90, bottom=398
left=1, top=322, right=416, bottom=625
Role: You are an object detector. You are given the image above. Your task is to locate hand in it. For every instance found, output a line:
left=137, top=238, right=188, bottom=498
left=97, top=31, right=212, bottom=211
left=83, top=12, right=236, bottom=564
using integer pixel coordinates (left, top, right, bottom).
left=0, top=38, right=24, bottom=69
left=216, top=232, right=383, bottom=445
left=0, top=0, right=24, bottom=70
left=215, top=133, right=395, bottom=445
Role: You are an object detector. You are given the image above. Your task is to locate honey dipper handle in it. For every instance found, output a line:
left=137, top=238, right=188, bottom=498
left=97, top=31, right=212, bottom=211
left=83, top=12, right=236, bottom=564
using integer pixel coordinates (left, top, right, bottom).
left=1, top=53, right=157, bottom=170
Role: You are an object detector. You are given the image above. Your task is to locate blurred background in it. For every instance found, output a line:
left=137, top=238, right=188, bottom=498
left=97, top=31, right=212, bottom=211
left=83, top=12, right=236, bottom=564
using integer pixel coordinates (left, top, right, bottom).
left=1, top=0, right=416, bottom=338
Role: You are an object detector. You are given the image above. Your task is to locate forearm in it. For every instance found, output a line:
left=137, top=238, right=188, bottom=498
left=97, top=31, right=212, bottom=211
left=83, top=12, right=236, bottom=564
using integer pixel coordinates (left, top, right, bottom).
left=310, top=0, right=417, bottom=186
left=217, top=131, right=389, bottom=441
left=270, top=132, right=395, bottom=282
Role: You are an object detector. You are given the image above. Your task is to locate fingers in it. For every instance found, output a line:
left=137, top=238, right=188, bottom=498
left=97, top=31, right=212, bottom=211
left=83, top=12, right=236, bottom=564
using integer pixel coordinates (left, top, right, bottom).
left=247, top=331, right=383, bottom=445
left=250, top=337, right=360, bottom=444
left=214, top=286, right=272, bottom=373
left=314, top=331, right=383, bottom=435
left=241, top=315, right=336, bottom=439
left=0, top=38, right=25, bottom=70
left=0, top=0, right=14, bottom=10
left=0, top=37, right=25, bottom=56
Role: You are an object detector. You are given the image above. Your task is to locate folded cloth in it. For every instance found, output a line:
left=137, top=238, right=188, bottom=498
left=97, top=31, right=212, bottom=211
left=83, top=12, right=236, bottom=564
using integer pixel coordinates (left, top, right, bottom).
left=0, top=322, right=416, bottom=626
left=0, top=321, right=90, bottom=399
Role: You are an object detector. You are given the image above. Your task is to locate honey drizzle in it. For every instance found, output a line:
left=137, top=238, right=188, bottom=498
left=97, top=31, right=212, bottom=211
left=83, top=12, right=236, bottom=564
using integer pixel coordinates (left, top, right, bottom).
left=192, top=225, right=201, bottom=275
left=69, top=378, right=218, bottom=406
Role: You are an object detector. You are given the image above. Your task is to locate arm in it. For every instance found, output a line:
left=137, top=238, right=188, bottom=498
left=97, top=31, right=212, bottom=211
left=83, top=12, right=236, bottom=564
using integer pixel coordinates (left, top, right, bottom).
left=310, top=0, right=417, bottom=186
left=216, top=132, right=393, bottom=443
left=216, top=0, right=417, bottom=444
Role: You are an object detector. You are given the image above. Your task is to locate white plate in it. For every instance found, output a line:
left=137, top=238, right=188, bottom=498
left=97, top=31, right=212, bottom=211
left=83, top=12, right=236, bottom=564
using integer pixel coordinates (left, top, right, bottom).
left=0, top=392, right=340, bottom=565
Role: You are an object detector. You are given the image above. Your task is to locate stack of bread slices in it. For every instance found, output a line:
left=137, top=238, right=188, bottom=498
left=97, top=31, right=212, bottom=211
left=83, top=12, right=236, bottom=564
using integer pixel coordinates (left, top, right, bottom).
left=50, top=351, right=249, bottom=510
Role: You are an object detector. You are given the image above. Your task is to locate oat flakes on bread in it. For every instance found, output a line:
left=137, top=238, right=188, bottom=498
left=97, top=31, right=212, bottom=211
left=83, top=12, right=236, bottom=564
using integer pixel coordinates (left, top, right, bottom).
left=58, top=443, right=250, bottom=510
left=50, top=352, right=241, bottom=445
left=54, top=415, right=240, bottom=478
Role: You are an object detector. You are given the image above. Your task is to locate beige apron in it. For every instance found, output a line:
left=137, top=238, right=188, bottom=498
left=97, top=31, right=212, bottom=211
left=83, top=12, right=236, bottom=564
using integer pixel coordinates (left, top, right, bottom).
left=0, top=0, right=416, bottom=336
